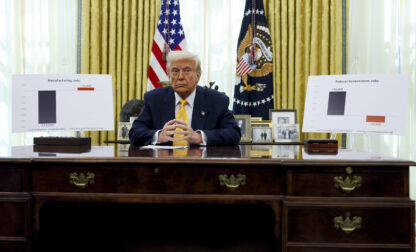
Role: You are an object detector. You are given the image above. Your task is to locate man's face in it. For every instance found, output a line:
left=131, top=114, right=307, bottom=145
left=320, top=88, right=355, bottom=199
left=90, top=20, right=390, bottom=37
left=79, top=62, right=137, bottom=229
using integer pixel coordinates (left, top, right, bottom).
left=169, top=58, right=201, bottom=99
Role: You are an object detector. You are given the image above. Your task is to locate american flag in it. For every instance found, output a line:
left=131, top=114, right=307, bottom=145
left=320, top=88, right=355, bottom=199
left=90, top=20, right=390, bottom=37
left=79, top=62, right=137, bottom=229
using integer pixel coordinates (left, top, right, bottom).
left=236, top=53, right=256, bottom=76
left=147, top=0, right=186, bottom=91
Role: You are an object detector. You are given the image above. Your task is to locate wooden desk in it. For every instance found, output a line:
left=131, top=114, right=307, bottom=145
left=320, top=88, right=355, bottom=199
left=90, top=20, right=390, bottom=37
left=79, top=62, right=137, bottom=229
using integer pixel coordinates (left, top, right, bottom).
left=0, top=145, right=414, bottom=251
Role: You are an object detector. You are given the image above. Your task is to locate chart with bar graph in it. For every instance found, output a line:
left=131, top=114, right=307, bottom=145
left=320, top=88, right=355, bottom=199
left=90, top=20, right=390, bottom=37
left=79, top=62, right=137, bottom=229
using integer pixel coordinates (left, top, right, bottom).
left=12, top=74, right=114, bottom=133
left=302, top=74, right=409, bottom=135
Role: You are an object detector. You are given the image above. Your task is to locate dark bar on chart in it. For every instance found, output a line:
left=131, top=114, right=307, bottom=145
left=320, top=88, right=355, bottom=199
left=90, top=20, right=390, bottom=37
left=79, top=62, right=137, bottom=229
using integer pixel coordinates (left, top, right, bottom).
left=38, top=90, right=56, bottom=124
left=327, top=91, right=346, bottom=116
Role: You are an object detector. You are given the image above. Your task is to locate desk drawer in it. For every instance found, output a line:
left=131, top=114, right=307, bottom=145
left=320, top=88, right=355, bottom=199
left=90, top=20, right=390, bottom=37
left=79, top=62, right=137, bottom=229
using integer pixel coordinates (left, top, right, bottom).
left=283, top=200, right=414, bottom=246
left=0, top=201, right=26, bottom=237
left=31, top=163, right=285, bottom=195
left=287, top=166, right=408, bottom=197
left=0, top=167, right=25, bottom=192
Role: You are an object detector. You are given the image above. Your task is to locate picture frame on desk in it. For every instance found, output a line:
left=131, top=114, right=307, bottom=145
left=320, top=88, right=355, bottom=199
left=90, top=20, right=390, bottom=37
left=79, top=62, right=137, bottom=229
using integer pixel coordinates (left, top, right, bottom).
left=234, top=114, right=252, bottom=143
left=270, top=109, right=297, bottom=141
left=252, top=121, right=273, bottom=143
left=118, top=122, right=132, bottom=140
left=276, top=124, right=300, bottom=143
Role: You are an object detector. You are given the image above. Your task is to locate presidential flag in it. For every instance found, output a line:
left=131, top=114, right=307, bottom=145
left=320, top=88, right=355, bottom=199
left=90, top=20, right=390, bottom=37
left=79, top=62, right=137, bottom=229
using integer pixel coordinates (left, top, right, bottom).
left=233, top=0, right=273, bottom=120
left=147, top=0, right=186, bottom=91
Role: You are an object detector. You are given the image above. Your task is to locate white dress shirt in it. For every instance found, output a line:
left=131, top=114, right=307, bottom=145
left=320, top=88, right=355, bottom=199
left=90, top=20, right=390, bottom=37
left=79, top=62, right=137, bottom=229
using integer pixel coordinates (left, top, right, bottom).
left=152, top=88, right=207, bottom=145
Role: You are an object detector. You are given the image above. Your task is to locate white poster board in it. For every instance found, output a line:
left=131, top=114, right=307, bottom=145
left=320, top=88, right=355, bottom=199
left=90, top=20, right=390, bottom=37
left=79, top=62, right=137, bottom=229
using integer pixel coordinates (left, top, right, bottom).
left=302, top=74, right=409, bottom=135
left=12, top=74, right=114, bottom=132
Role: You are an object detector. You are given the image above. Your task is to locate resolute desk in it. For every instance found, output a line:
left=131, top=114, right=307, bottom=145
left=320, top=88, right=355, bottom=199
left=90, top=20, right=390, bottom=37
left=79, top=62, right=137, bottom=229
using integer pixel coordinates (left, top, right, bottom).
left=0, top=145, right=414, bottom=251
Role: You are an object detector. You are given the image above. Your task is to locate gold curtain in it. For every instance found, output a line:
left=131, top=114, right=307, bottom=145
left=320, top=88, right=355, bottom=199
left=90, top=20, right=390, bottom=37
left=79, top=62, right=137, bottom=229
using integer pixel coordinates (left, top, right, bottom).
left=81, top=0, right=159, bottom=144
left=264, top=0, right=347, bottom=142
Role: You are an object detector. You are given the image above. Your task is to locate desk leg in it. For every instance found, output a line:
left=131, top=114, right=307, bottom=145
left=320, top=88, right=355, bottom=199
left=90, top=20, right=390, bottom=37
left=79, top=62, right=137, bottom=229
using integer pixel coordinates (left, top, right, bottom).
left=268, top=201, right=281, bottom=240
left=32, top=198, right=46, bottom=234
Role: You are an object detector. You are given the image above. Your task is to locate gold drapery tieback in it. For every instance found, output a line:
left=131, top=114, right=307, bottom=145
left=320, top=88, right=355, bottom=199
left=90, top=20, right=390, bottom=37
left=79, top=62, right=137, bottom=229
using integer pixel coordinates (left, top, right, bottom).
left=173, top=99, right=188, bottom=146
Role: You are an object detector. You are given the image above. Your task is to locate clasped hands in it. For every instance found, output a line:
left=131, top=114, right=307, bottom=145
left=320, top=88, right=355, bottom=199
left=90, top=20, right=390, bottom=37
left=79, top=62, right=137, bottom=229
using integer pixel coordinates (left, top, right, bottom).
left=157, top=119, right=202, bottom=144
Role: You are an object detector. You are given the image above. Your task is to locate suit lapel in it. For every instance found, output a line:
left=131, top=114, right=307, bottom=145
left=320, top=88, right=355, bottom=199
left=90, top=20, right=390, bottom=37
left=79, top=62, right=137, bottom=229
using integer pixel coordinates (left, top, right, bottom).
left=192, top=86, right=208, bottom=130
left=162, top=87, right=176, bottom=124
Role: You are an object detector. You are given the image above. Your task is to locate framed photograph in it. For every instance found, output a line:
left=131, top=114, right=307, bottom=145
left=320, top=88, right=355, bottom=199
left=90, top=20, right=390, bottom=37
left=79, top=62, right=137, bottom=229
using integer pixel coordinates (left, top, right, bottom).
left=118, top=122, right=132, bottom=140
left=276, top=124, right=300, bottom=143
left=251, top=121, right=273, bottom=143
left=269, top=109, right=297, bottom=141
left=234, top=114, right=251, bottom=142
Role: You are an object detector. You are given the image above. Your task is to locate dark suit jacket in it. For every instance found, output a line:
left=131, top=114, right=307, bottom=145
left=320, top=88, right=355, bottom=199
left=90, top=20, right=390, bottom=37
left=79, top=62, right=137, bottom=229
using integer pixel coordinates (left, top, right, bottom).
left=129, top=86, right=241, bottom=146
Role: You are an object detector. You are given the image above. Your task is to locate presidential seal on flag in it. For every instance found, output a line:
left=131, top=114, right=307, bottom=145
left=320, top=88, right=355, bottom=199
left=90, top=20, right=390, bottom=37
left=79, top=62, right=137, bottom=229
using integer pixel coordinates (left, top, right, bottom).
left=233, top=0, right=273, bottom=120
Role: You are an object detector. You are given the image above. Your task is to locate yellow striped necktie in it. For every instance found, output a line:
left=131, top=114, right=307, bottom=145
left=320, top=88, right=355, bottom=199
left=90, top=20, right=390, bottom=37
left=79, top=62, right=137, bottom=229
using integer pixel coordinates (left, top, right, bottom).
left=173, top=99, right=188, bottom=146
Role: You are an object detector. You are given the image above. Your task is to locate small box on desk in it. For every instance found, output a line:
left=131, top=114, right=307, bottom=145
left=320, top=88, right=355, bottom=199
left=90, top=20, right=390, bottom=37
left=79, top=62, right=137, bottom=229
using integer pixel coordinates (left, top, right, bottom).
left=33, top=144, right=91, bottom=154
left=34, top=137, right=91, bottom=146
left=304, top=139, right=338, bottom=154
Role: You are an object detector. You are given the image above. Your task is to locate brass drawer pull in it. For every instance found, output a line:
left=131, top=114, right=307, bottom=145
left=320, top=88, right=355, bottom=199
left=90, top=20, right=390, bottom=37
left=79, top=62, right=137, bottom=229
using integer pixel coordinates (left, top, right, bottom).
left=69, top=172, right=95, bottom=188
left=334, top=211, right=362, bottom=234
left=218, top=174, right=246, bottom=190
left=334, top=175, right=362, bottom=193
left=334, top=167, right=362, bottom=193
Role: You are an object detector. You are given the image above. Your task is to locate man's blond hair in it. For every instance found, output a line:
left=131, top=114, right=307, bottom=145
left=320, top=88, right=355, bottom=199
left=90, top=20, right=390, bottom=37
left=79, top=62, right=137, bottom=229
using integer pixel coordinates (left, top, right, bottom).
left=166, top=50, right=201, bottom=74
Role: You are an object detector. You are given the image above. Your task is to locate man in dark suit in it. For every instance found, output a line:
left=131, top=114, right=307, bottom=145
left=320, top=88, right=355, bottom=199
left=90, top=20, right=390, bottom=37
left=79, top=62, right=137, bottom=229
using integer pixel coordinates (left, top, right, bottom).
left=129, top=51, right=241, bottom=146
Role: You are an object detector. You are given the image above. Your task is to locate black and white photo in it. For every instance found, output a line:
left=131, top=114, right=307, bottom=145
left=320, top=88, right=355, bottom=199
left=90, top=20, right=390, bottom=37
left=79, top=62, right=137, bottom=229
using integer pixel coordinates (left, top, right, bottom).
left=252, top=123, right=273, bottom=143
left=118, top=122, right=132, bottom=140
left=276, top=124, right=300, bottom=142
left=270, top=109, right=297, bottom=142
left=234, top=114, right=251, bottom=142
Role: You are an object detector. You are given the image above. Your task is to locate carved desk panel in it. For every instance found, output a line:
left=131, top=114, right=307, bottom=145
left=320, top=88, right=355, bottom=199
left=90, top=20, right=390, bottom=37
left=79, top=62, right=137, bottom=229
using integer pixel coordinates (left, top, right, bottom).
left=0, top=145, right=414, bottom=252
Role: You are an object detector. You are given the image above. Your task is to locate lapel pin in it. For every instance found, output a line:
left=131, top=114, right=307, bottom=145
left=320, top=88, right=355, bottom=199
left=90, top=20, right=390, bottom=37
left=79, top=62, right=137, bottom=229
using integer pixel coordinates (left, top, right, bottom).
left=201, top=111, right=206, bottom=116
